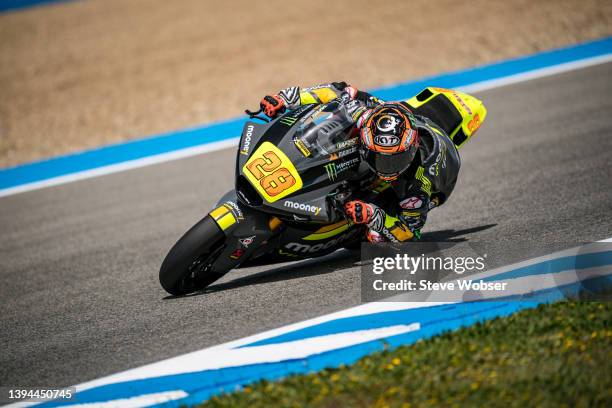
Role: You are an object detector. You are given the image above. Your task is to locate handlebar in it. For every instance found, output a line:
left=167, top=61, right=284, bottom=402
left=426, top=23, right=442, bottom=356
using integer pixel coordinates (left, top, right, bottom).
left=245, top=107, right=270, bottom=123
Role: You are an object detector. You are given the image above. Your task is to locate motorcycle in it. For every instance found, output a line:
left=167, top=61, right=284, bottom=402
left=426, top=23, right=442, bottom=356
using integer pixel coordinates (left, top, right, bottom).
left=159, top=87, right=487, bottom=295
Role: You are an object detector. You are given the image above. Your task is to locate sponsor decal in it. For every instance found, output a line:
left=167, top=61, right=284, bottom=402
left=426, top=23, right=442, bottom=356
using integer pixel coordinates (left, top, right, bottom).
left=240, top=125, right=255, bottom=156
left=323, top=157, right=359, bottom=181
left=432, top=88, right=474, bottom=116
left=335, top=138, right=358, bottom=150
left=400, top=197, right=423, bottom=210
left=330, top=145, right=358, bottom=162
left=225, top=201, right=244, bottom=220
left=428, top=144, right=446, bottom=176
left=284, top=228, right=359, bottom=253
left=374, top=135, right=400, bottom=147
left=293, top=138, right=311, bottom=157
left=278, top=249, right=299, bottom=257
left=324, top=163, right=338, bottom=181
left=451, top=92, right=472, bottom=115
left=338, top=146, right=358, bottom=158
left=230, top=248, right=245, bottom=260
left=283, top=200, right=322, bottom=215
left=279, top=117, right=298, bottom=126
left=468, top=113, right=481, bottom=133
left=337, top=157, right=360, bottom=171
left=239, top=235, right=256, bottom=248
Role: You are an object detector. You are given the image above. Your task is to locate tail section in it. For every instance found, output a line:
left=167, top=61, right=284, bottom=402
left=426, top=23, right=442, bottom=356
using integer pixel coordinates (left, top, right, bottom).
left=404, top=87, right=487, bottom=149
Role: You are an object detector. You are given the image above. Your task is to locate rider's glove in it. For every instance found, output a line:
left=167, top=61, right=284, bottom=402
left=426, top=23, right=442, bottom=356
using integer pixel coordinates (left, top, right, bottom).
left=260, top=94, right=286, bottom=118
left=344, top=200, right=375, bottom=224
left=342, top=85, right=359, bottom=101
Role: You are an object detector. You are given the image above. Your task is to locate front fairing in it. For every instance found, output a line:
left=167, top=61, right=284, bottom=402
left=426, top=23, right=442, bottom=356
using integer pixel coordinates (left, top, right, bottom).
left=235, top=101, right=371, bottom=223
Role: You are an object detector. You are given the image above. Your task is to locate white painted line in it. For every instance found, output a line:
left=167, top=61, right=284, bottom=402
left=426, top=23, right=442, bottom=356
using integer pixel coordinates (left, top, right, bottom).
left=72, top=324, right=420, bottom=389
left=69, top=323, right=421, bottom=394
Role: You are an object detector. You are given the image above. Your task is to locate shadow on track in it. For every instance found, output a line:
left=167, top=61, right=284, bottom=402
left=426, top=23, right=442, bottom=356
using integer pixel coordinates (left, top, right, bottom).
left=421, top=223, right=497, bottom=242
left=163, top=223, right=496, bottom=298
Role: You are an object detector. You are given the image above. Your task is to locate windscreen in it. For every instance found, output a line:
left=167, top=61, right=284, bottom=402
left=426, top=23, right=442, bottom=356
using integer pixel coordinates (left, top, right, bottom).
left=292, top=101, right=355, bottom=159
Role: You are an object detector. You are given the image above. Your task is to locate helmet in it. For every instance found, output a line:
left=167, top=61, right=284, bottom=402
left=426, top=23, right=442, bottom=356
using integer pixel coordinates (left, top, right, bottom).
left=358, top=103, right=419, bottom=181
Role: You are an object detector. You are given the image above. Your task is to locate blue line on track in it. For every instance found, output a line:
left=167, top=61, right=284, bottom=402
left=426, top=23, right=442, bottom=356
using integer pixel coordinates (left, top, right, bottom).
left=1, top=36, right=611, bottom=192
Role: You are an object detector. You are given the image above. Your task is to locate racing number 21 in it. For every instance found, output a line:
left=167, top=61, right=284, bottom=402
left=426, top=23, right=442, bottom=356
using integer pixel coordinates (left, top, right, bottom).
left=246, top=151, right=296, bottom=197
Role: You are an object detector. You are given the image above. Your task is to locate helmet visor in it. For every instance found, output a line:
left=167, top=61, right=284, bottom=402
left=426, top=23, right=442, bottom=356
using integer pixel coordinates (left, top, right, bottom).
left=362, top=145, right=417, bottom=178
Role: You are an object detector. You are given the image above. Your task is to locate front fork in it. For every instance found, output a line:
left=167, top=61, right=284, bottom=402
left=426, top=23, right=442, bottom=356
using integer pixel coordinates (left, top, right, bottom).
left=206, top=190, right=280, bottom=274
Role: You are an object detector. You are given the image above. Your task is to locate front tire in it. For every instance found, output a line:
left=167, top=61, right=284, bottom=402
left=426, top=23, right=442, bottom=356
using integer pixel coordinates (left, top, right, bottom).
left=159, top=215, right=225, bottom=296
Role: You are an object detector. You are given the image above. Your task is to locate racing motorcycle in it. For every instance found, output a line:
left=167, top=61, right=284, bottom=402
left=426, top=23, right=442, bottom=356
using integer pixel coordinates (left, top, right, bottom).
left=159, top=87, right=487, bottom=295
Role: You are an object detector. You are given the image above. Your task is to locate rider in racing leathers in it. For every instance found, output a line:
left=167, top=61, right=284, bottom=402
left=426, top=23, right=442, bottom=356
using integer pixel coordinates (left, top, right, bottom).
left=259, top=82, right=461, bottom=242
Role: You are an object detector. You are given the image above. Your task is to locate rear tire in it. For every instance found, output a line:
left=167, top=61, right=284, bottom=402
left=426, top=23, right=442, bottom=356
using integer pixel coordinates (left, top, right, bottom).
left=159, top=215, right=225, bottom=296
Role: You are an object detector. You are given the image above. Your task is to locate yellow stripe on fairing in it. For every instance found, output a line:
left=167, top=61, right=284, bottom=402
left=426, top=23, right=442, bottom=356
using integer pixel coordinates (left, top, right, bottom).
left=303, top=220, right=350, bottom=241
left=209, top=205, right=229, bottom=220
left=216, top=212, right=236, bottom=230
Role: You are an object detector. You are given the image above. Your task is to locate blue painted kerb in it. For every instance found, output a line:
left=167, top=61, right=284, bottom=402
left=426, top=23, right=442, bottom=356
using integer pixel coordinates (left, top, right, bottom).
left=0, top=0, right=78, bottom=13
left=1, top=36, right=611, bottom=191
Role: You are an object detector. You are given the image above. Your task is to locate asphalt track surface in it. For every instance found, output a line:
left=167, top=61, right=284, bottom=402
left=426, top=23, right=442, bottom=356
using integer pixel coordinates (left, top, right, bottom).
left=1, top=63, right=611, bottom=389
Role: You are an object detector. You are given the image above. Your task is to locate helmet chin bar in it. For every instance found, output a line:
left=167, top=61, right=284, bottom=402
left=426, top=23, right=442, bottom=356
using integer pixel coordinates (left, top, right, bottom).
left=378, top=173, right=399, bottom=181
left=362, top=156, right=400, bottom=181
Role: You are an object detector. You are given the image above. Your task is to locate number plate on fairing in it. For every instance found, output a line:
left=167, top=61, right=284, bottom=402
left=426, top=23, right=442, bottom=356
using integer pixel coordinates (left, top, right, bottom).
left=243, top=141, right=303, bottom=203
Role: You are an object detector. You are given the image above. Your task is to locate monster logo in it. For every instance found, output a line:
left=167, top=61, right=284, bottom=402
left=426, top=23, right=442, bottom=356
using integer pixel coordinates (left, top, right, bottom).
left=324, top=163, right=338, bottom=181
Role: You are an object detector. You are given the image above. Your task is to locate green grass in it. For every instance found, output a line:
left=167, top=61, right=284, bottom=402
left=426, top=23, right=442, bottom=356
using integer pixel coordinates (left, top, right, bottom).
left=201, top=302, right=612, bottom=408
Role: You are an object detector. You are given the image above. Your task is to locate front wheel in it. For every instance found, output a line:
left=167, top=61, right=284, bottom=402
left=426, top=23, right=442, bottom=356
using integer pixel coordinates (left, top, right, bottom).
left=159, top=215, right=226, bottom=296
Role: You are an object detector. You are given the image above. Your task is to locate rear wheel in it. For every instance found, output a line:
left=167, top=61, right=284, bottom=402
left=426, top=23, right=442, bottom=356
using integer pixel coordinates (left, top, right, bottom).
left=159, top=215, right=226, bottom=296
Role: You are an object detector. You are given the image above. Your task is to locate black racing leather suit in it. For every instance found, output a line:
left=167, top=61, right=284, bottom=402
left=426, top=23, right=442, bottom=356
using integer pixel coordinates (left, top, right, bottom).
left=277, top=82, right=461, bottom=241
